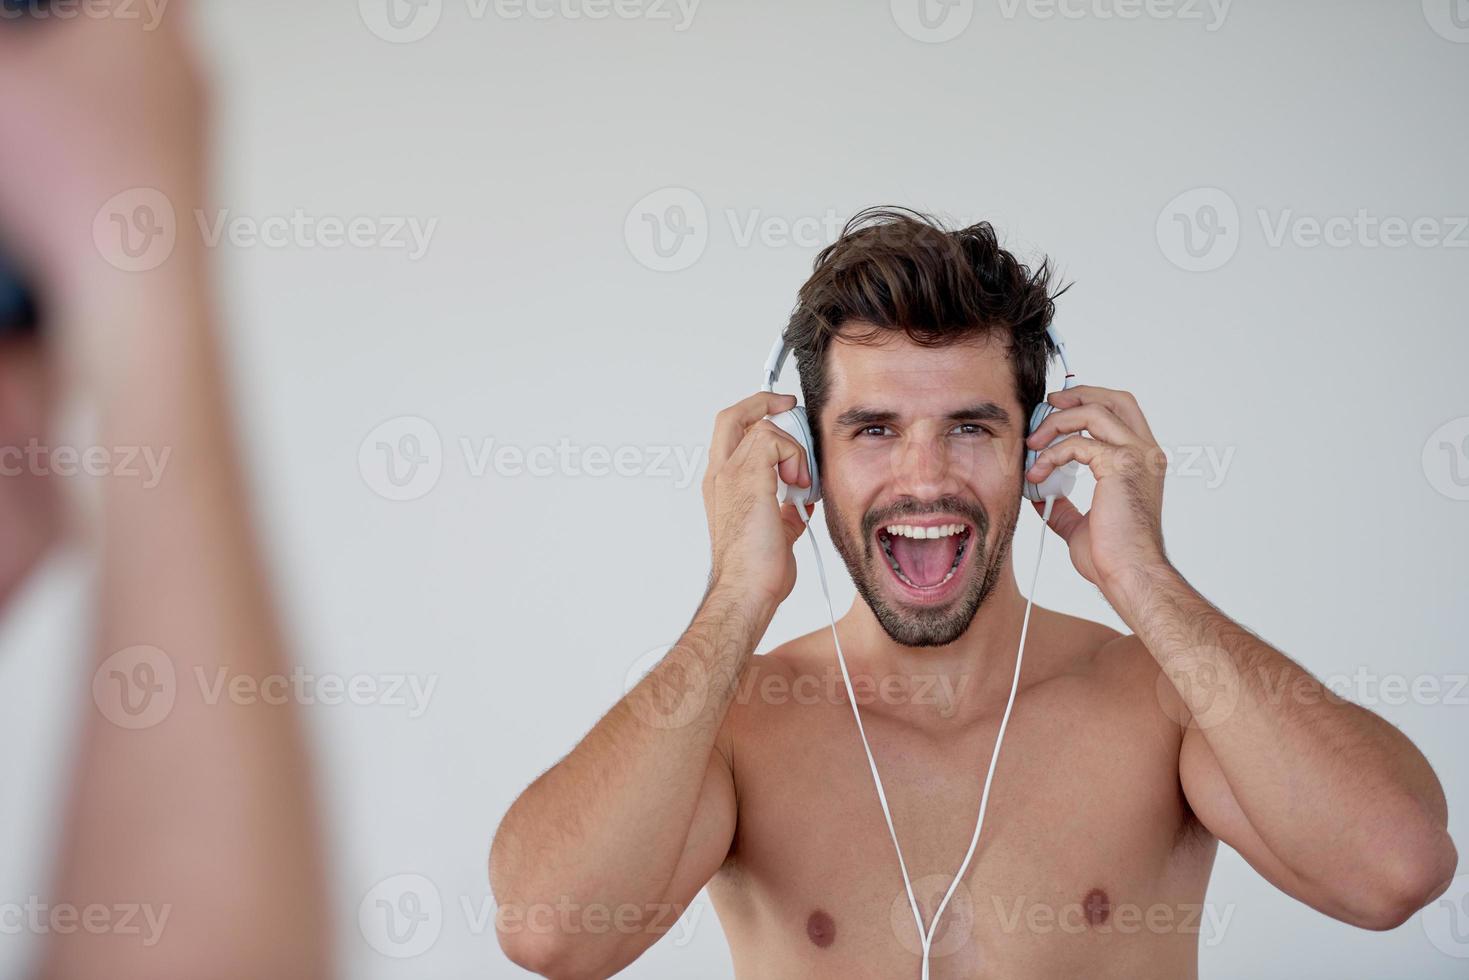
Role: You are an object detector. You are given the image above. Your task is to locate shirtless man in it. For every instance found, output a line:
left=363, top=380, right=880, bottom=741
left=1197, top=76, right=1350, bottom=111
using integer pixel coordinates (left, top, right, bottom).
left=489, top=209, right=1457, bottom=978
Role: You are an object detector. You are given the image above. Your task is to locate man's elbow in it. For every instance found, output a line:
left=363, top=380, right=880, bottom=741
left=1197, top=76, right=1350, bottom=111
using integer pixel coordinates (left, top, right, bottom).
left=1351, top=829, right=1459, bottom=931
left=496, top=922, right=621, bottom=980
left=497, top=926, right=572, bottom=979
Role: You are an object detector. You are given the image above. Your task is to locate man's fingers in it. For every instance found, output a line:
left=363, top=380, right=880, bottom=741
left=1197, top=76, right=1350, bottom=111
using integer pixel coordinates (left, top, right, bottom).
left=708, top=391, right=797, bottom=470
left=1048, top=385, right=1157, bottom=445
left=1026, top=433, right=1108, bottom=482
left=1028, top=402, right=1141, bottom=451
left=729, top=420, right=809, bottom=493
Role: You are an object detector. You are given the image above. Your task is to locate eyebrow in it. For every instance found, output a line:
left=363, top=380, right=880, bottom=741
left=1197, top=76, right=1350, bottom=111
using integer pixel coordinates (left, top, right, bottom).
left=833, top=403, right=1013, bottom=429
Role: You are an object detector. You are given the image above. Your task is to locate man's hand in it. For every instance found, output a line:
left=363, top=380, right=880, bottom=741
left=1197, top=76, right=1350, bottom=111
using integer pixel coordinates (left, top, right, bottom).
left=0, top=2, right=205, bottom=308
left=0, top=338, right=57, bottom=606
left=1022, top=384, right=1170, bottom=602
left=0, top=2, right=206, bottom=612
left=701, top=391, right=814, bottom=607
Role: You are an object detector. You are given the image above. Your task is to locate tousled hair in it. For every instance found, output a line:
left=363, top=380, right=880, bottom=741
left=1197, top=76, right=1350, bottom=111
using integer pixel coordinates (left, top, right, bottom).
left=784, top=206, right=1067, bottom=464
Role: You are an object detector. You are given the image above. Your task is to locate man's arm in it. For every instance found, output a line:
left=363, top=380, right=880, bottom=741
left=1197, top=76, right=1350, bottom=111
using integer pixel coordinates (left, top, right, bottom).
left=1113, top=564, right=1456, bottom=930
left=1024, top=383, right=1457, bottom=932
left=490, top=391, right=814, bottom=978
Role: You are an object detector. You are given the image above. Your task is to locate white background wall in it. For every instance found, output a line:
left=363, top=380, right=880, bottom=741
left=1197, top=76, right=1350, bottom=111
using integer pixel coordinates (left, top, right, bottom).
left=1, top=0, right=1467, bottom=977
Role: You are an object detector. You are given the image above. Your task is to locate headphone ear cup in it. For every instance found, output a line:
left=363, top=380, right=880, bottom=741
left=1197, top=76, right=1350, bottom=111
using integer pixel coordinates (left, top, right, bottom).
left=767, top=406, right=821, bottom=507
left=1023, top=402, right=1077, bottom=503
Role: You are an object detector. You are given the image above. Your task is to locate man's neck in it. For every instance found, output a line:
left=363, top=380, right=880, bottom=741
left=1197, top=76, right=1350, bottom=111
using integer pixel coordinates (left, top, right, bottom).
left=836, top=560, right=1034, bottom=723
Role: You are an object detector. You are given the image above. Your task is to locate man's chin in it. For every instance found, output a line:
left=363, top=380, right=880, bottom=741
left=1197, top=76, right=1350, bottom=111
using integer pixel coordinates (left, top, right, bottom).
left=854, top=563, right=991, bottom=648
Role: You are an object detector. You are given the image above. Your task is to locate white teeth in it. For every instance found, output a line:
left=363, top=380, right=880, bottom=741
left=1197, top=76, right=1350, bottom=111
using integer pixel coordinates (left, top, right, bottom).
left=882, top=523, right=967, bottom=539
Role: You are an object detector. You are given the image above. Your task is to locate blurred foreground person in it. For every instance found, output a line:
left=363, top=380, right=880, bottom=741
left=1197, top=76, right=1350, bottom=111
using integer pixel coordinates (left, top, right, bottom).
left=0, top=5, right=331, bottom=978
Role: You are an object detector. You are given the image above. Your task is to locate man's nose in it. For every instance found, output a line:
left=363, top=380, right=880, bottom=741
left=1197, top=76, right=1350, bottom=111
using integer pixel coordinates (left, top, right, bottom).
left=888, top=436, right=965, bottom=501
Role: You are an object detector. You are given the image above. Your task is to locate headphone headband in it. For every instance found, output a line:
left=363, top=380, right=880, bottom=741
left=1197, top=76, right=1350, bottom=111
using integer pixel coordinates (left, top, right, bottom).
left=760, top=335, right=789, bottom=393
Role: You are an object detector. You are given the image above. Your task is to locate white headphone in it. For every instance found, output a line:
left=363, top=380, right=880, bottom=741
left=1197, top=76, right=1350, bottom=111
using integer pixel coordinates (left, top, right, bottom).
left=760, top=325, right=1077, bottom=979
left=760, top=324, right=1079, bottom=507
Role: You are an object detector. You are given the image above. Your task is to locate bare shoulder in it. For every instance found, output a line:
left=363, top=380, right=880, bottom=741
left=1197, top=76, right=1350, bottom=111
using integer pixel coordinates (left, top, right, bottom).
left=713, top=626, right=832, bottom=754
left=1034, top=611, right=1179, bottom=726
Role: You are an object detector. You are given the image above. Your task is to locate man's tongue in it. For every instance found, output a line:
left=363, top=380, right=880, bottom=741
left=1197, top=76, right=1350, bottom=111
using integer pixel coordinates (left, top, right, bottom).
left=889, top=534, right=962, bottom=588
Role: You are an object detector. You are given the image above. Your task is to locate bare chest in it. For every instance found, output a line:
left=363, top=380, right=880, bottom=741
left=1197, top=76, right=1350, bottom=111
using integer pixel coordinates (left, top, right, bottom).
left=709, top=676, right=1214, bottom=979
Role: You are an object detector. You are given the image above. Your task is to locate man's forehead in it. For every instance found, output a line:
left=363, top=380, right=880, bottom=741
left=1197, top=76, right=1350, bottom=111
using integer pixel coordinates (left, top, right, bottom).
left=824, top=331, right=1016, bottom=412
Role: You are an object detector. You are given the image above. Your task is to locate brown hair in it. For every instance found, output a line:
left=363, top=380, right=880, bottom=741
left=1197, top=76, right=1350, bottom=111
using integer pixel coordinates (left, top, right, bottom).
left=784, top=206, right=1067, bottom=465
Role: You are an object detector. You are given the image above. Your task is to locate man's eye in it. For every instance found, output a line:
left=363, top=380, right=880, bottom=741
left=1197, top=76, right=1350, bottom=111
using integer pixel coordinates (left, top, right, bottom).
left=859, top=425, right=890, bottom=437
left=953, top=423, right=990, bottom=436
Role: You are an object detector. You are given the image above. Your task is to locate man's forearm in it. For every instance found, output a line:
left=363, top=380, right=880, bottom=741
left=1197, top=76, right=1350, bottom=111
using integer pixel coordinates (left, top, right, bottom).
left=1109, top=562, right=1455, bottom=903
left=490, top=582, right=770, bottom=940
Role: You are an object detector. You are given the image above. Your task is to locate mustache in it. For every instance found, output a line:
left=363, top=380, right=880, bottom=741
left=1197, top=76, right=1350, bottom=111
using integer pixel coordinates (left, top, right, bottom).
left=860, top=496, right=990, bottom=545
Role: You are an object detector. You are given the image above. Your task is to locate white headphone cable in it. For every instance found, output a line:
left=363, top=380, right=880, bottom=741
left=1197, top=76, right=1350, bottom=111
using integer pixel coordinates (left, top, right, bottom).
left=794, top=495, right=1056, bottom=979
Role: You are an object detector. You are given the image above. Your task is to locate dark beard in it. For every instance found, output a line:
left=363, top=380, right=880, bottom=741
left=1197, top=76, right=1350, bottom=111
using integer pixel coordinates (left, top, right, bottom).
left=825, top=494, right=1019, bottom=648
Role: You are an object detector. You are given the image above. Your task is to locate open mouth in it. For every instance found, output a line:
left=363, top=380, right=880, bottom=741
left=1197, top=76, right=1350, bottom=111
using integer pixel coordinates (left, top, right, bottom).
left=876, top=522, right=973, bottom=592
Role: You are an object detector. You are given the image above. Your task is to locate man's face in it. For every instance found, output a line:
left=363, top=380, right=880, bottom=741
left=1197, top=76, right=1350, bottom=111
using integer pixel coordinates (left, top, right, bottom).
left=819, top=330, right=1026, bottom=648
